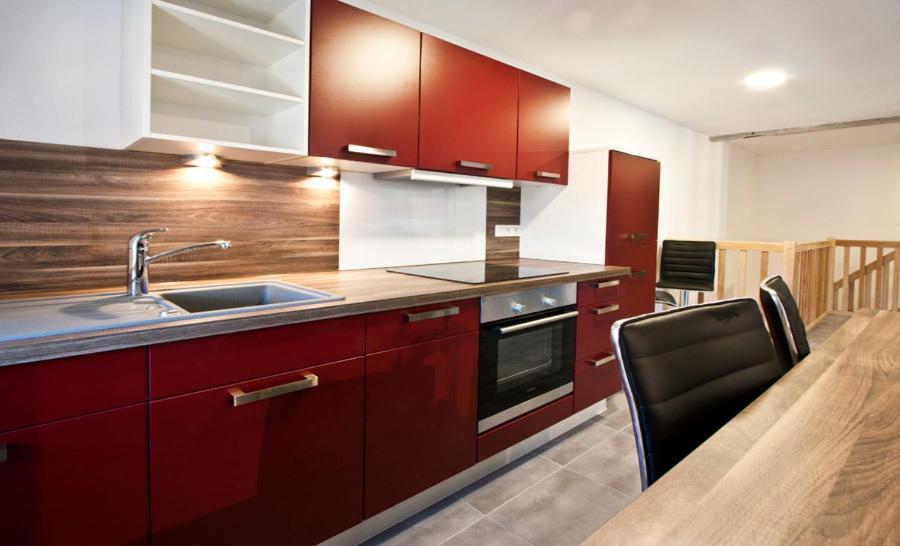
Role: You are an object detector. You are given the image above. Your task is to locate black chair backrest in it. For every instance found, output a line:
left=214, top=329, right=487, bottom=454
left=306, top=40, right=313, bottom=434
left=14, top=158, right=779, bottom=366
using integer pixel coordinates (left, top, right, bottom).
left=611, top=298, right=783, bottom=489
left=759, top=275, right=810, bottom=370
left=656, top=240, right=717, bottom=292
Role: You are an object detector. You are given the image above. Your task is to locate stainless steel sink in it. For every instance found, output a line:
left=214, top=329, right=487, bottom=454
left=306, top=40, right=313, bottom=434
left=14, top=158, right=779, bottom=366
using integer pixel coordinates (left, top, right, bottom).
left=157, top=281, right=343, bottom=315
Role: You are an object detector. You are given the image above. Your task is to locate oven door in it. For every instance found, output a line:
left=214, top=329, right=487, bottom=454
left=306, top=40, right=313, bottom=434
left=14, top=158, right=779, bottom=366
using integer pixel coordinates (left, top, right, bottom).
left=478, top=306, right=577, bottom=433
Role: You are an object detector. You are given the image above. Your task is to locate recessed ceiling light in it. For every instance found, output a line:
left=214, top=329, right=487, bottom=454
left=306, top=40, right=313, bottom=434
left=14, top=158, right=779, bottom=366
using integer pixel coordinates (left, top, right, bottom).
left=743, top=69, right=788, bottom=90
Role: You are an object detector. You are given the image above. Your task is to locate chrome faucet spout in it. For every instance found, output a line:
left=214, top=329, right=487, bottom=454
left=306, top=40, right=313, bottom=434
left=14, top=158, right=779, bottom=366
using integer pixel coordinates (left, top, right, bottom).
left=126, top=228, right=231, bottom=297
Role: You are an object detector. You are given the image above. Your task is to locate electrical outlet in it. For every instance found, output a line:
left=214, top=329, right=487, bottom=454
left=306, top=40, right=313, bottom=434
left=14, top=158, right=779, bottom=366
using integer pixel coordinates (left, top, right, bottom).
left=494, top=224, right=520, bottom=237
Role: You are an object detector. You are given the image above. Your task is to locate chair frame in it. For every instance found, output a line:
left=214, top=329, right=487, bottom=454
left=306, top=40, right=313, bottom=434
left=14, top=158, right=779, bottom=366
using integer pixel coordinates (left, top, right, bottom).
left=760, top=275, right=804, bottom=366
left=610, top=297, right=759, bottom=490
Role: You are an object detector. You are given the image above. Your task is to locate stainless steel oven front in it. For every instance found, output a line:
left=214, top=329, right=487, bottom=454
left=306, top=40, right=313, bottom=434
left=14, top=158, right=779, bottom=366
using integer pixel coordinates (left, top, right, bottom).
left=478, top=283, right=577, bottom=433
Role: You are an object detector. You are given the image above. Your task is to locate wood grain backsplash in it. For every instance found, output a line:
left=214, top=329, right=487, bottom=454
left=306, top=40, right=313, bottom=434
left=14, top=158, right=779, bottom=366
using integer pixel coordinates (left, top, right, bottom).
left=0, top=139, right=339, bottom=296
left=486, top=187, right=521, bottom=261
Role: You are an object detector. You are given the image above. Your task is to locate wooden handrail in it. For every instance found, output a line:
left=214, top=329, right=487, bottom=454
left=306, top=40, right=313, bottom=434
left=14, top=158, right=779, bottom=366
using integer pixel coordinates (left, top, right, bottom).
left=834, top=250, right=896, bottom=289
left=833, top=239, right=900, bottom=248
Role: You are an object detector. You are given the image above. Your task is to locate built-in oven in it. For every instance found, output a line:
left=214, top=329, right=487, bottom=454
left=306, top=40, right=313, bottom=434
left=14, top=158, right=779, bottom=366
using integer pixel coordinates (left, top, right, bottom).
left=478, top=283, right=577, bottom=433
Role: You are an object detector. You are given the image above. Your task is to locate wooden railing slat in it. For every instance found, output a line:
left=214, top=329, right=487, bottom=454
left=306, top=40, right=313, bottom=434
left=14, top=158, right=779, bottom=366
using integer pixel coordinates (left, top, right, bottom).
left=737, top=250, right=748, bottom=296
left=759, top=251, right=769, bottom=283
left=875, top=247, right=884, bottom=308
left=716, top=248, right=726, bottom=300
left=893, top=258, right=899, bottom=311
left=858, top=247, right=868, bottom=309
left=842, top=245, right=851, bottom=311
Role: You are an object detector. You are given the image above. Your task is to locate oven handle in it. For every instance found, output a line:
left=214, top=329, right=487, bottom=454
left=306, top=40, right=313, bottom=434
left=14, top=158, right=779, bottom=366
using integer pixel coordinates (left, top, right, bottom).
left=494, top=310, right=579, bottom=335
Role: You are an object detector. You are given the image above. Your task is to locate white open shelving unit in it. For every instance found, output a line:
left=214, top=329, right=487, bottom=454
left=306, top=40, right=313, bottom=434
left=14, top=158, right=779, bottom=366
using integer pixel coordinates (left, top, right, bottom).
left=123, top=0, right=310, bottom=162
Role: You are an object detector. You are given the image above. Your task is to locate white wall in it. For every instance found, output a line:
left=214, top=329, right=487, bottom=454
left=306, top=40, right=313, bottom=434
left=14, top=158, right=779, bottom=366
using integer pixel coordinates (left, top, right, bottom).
left=0, top=0, right=122, bottom=148
left=725, top=144, right=900, bottom=241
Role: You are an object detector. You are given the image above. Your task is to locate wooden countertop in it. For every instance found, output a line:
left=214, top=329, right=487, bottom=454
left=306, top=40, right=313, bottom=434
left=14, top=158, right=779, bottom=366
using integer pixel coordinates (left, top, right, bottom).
left=0, top=259, right=629, bottom=367
left=584, top=309, right=900, bottom=545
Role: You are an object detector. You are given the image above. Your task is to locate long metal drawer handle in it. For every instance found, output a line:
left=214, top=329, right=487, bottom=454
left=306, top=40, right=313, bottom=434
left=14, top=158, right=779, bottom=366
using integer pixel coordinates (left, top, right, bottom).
left=457, top=160, right=493, bottom=170
left=406, top=306, right=460, bottom=323
left=230, top=374, right=318, bottom=407
left=346, top=144, right=397, bottom=158
left=590, top=354, right=616, bottom=367
left=496, top=310, right=579, bottom=334
left=535, top=171, right=561, bottom=179
left=624, top=232, right=648, bottom=240
left=594, top=279, right=621, bottom=289
left=592, top=304, right=620, bottom=315
left=0, top=443, right=7, bottom=463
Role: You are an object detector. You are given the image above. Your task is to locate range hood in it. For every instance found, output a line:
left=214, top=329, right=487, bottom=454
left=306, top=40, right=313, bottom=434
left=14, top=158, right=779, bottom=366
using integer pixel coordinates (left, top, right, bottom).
left=374, top=169, right=514, bottom=189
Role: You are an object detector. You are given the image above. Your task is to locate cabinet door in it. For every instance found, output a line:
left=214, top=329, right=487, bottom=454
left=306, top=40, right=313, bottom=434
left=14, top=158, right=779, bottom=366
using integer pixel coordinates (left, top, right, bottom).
left=308, top=0, right=420, bottom=166
left=516, top=71, right=570, bottom=184
left=150, top=358, right=365, bottom=546
left=606, top=242, right=658, bottom=318
left=574, top=355, right=621, bottom=412
left=365, top=333, right=478, bottom=516
left=419, top=35, right=518, bottom=178
left=0, top=405, right=148, bottom=546
left=606, top=151, right=660, bottom=243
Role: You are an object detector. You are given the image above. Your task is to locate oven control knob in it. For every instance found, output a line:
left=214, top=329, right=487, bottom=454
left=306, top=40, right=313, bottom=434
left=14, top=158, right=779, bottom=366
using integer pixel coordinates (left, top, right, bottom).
left=511, top=302, right=526, bottom=314
left=542, top=296, right=558, bottom=307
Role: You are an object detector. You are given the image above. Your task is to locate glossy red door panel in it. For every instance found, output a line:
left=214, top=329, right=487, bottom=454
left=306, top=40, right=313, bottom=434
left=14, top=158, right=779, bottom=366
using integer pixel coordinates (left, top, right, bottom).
left=419, top=35, right=519, bottom=178
left=0, top=348, right=146, bottom=433
left=516, top=71, right=570, bottom=184
left=575, top=305, right=621, bottom=360
left=0, top=405, right=148, bottom=546
left=606, top=242, right=657, bottom=318
left=366, top=298, right=479, bottom=353
left=150, top=315, right=364, bottom=398
left=476, top=394, right=573, bottom=461
left=365, top=333, right=478, bottom=516
left=576, top=276, right=627, bottom=308
left=606, top=151, right=660, bottom=243
left=309, top=0, right=420, bottom=166
left=150, top=358, right=364, bottom=546
left=573, top=356, right=621, bottom=412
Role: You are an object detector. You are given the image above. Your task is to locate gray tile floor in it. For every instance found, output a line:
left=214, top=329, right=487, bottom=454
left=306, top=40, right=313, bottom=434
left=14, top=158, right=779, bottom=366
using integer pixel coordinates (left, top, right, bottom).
left=364, top=393, right=639, bottom=546
left=364, top=315, right=846, bottom=546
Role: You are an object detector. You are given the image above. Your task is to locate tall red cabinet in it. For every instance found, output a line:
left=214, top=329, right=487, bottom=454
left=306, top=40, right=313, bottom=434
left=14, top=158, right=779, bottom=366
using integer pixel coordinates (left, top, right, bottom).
left=605, top=151, right=661, bottom=318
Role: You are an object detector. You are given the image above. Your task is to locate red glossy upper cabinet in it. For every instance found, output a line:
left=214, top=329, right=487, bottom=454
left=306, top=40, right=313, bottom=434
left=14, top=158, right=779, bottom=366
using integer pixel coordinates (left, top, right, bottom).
left=419, top=35, right=519, bottom=178
left=309, top=0, right=420, bottom=166
left=516, top=72, right=570, bottom=184
left=606, top=151, right=661, bottom=243
left=0, top=405, right=148, bottom=546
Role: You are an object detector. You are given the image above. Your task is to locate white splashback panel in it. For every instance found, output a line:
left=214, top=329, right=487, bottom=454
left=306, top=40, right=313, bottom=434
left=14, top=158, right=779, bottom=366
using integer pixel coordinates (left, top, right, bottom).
left=339, top=172, right=487, bottom=270
left=520, top=149, right=609, bottom=264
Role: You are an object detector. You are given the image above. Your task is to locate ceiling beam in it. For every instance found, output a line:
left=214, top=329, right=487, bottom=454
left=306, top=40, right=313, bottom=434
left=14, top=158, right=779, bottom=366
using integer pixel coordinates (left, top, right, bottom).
left=709, top=115, right=900, bottom=142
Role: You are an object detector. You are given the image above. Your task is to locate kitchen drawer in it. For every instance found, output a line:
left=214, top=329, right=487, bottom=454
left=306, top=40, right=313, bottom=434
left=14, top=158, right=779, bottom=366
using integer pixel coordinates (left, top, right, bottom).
left=0, top=348, right=146, bottom=433
left=577, top=276, right=627, bottom=307
left=575, top=303, right=622, bottom=360
left=150, top=315, right=365, bottom=398
left=150, top=357, right=365, bottom=546
left=573, top=354, right=621, bottom=412
left=476, top=394, right=573, bottom=461
left=365, top=299, right=479, bottom=353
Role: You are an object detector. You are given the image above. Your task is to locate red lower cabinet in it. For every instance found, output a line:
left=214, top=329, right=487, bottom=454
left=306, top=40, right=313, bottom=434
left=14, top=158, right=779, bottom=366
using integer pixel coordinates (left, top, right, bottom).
left=606, top=242, right=658, bottom=318
left=149, top=358, right=365, bottom=546
left=365, top=333, right=478, bottom=516
left=0, top=405, right=148, bottom=546
left=573, top=355, right=621, bottom=412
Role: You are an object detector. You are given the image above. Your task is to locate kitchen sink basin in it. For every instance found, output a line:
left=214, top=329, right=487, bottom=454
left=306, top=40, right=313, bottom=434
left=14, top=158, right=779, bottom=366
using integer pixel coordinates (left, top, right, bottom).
left=157, top=281, right=343, bottom=314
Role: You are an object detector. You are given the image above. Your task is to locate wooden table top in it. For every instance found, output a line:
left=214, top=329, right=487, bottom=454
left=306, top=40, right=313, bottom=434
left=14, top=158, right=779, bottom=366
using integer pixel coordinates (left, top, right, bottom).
left=584, top=309, right=900, bottom=545
left=0, top=259, right=628, bottom=367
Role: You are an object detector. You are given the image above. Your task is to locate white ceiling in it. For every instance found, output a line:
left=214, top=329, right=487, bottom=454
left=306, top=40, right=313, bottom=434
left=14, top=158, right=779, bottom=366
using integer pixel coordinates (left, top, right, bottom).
left=364, top=0, right=900, bottom=138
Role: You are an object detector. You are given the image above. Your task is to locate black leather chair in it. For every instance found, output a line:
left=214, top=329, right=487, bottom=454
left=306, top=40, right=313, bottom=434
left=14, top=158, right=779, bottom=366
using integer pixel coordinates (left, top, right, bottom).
left=759, top=275, right=811, bottom=371
left=655, top=240, right=717, bottom=308
left=611, top=298, right=783, bottom=489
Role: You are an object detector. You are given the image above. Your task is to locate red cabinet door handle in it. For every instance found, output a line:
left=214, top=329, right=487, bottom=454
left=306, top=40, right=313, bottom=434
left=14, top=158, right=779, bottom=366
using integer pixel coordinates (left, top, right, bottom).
left=589, top=354, right=616, bottom=367
left=346, top=144, right=398, bottom=158
left=535, top=171, right=561, bottom=180
left=631, top=270, right=648, bottom=278
left=592, top=304, right=620, bottom=315
left=594, top=279, right=621, bottom=289
left=457, top=160, right=493, bottom=170
left=405, top=306, right=460, bottom=323
left=623, top=232, right=649, bottom=241
left=229, top=374, right=319, bottom=407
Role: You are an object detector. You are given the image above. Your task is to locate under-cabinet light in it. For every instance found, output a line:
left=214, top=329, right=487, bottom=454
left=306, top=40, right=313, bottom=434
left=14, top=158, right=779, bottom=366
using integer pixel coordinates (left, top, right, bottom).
left=185, top=153, right=221, bottom=169
left=375, top=169, right=514, bottom=189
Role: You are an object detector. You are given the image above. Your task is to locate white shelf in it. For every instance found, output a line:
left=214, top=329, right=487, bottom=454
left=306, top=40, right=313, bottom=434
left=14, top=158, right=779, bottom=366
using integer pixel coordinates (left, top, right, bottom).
left=153, top=0, right=304, bottom=66
left=131, top=133, right=305, bottom=163
left=165, top=0, right=305, bottom=38
left=151, top=69, right=303, bottom=116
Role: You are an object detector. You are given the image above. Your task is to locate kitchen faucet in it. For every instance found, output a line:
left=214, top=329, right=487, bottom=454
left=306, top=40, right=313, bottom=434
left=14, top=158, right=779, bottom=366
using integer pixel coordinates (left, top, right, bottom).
left=127, top=227, right=231, bottom=297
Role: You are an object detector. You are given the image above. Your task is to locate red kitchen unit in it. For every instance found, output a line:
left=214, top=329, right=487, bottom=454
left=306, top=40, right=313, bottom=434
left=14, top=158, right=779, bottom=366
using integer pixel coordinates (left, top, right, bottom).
left=150, top=358, right=365, bottom=546
left=419, top=34, right=519, bottom=179
left=477, top=395, right=574, bottom=461
left=517, top=71, right=571, bottom=184
left=308, top=0, right=421, bottom=166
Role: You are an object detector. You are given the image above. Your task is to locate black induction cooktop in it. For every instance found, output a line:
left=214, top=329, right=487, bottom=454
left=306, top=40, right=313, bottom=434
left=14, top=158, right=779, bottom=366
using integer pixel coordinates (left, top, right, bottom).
left=388, top=261, right=568, bottom=284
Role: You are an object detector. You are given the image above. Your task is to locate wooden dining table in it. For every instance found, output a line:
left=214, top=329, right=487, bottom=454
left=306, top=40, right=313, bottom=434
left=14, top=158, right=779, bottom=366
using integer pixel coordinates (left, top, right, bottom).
left=583, top=309, right=900, bottom=545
